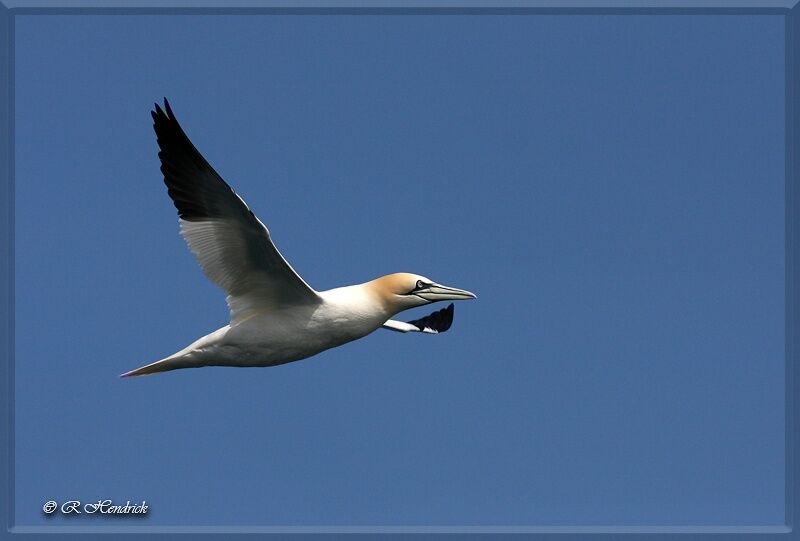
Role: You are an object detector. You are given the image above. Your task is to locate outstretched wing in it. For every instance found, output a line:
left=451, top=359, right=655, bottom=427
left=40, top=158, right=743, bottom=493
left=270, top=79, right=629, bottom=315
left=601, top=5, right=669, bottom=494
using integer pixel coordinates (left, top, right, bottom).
left=382, top=303, right=455, bottom=334
left=151, top=99, right=320, bottom=324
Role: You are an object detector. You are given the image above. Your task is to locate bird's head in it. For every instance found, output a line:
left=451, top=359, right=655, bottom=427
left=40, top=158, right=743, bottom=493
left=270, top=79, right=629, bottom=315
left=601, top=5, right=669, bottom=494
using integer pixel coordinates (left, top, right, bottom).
left=368, top=272, right=476, bottom=315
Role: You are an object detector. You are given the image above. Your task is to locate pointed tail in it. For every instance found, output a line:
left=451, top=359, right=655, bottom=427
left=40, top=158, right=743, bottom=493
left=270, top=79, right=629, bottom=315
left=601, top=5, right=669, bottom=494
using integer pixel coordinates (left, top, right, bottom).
left=120, top=355, right=192, bottom=378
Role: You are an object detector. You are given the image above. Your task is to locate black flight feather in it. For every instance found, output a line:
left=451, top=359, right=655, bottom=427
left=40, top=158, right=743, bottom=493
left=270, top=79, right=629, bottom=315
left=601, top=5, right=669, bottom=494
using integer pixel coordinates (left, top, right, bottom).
left=151, top=98, right=244, bottom=222
left=407, top=303, right=455, bottom=333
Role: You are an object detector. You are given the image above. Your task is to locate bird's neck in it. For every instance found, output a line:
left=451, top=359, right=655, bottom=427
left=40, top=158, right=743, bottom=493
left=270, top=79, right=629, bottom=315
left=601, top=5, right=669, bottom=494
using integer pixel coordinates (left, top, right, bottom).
left=318, top=283, right=392, bottom=320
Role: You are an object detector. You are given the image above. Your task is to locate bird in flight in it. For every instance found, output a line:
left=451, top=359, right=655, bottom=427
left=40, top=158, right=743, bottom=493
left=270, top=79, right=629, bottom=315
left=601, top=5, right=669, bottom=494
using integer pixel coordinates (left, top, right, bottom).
left=121, top=99, right=476, bottom=377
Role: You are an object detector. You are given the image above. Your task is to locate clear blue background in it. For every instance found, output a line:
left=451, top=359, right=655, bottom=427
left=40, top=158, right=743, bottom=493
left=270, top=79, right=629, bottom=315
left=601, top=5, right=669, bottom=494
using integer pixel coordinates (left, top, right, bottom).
left=14, top=13, right=785, bottom=526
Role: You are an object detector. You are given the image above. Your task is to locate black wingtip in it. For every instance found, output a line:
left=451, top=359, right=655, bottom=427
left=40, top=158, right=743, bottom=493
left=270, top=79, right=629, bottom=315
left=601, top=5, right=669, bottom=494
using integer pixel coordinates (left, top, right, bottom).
left=152, top=98, right=173, bottom=122
left=440, top=303, right=455, bottom=332
left=408, top=303, right=455, bottom=333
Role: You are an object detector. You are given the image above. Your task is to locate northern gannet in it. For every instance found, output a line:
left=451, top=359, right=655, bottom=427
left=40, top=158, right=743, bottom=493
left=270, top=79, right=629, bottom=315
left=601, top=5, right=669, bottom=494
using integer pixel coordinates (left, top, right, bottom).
left=121, top=99, right=475, bottom=377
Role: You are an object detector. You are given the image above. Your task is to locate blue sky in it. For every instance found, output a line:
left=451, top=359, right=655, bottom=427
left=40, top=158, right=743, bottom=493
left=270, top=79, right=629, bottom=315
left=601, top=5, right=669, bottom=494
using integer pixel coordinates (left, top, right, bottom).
left=13, top=13, right=785, bottom=526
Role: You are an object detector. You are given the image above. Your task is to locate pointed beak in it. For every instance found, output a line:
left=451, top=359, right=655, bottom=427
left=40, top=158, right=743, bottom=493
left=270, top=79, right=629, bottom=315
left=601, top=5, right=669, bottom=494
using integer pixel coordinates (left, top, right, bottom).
left=417, top=283, right=477, bottom=302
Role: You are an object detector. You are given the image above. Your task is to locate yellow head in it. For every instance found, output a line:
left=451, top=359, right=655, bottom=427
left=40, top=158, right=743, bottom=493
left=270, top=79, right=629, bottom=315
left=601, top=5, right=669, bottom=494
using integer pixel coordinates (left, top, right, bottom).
left=366, top=272, right=476, bottom=315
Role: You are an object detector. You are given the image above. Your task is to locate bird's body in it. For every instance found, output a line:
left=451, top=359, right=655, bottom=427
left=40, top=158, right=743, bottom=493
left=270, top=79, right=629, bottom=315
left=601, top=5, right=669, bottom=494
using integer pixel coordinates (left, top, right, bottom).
left=122, top=100, right=475, bottom=377
left=142, top=283, right=388, bottom=373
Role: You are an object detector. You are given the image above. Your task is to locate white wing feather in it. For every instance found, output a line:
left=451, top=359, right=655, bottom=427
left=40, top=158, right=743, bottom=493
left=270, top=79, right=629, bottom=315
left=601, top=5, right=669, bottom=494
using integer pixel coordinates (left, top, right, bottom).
left=152, top=100, right=320, bottom=325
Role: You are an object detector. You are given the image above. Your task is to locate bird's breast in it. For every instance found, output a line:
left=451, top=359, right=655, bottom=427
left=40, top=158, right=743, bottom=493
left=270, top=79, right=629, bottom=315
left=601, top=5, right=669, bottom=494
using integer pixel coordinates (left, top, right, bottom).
left=221, top=295, right=385, bottom=365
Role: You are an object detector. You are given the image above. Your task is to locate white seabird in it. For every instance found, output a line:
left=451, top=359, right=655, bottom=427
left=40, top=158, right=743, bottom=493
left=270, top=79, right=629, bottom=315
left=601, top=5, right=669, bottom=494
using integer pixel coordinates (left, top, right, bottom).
left=121, top=99, right=475, bottom=377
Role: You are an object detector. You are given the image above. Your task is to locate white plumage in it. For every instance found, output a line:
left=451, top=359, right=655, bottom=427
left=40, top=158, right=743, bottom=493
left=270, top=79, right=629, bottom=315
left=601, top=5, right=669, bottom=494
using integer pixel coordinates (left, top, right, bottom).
left=121, top=100, right=475, bottom=377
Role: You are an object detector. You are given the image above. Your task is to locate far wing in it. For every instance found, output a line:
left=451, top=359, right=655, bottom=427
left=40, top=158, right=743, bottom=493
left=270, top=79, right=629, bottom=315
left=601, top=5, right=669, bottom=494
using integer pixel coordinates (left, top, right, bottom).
left=151, top=99, right=320, bottom=324
left=382, top=304, right=455, bottom=334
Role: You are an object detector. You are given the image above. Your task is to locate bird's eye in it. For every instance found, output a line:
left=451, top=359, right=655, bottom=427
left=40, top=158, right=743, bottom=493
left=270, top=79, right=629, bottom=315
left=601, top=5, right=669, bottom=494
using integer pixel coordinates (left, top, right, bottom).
left=405, top=280, right=428, bottom=295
